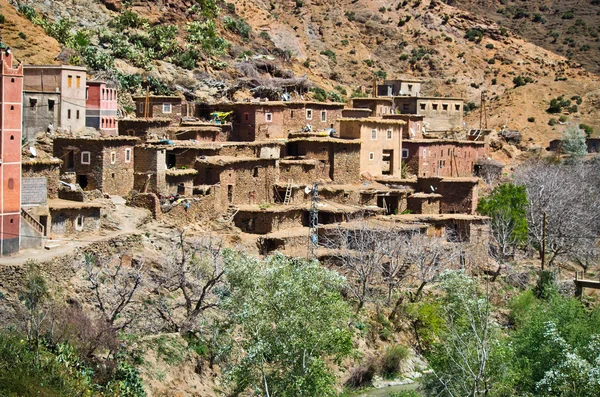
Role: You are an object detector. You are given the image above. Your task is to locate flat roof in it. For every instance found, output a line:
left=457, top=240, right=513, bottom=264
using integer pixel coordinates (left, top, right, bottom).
left=196, top=156, right=277, bottom=166
left=352, top=97, right=394, bottom=103
left=24, top=65, right=87, bottom=72
left=338, top=117, right=406, bottom=125
left=215, top=101, right=346, bottom=107
left=404, top=139, right=485, bottom=145
left=343, top=108, right=373, bottom=112
left=287, top=137, right=362, bottom=144
left=394, top=96, right=464, bottom=101
left=410, top=192, right=443, bottom=198
left=388, top=213, right=489, bottom=222
left=382, top=114, right=425, bottom=120
left=48, top=199, right=104, bottom=210
left=132, top=95, right=183, bottom=100
left=54, top=136, right=139, bottom=143
left=383, top=78, right=423, bottom=83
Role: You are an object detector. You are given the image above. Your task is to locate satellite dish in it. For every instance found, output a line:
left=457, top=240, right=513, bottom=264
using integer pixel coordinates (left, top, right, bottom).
left=430, top=185, right=436, bottom=192
left=304, top=186, right=312, bottom=195
left=29, top=147, right=37, bottom=157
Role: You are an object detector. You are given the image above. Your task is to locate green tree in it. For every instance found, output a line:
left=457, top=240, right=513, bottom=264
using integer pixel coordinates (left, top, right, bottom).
left=477, top=183, right=528, bottom=279
left=223, top=252, right=353, bottom=397
left=560, top=125, right=587, bottom=162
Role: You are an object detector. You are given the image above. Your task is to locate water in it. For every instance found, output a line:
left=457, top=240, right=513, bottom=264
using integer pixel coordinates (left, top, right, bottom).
left=348, top=382, right=420, bottom=397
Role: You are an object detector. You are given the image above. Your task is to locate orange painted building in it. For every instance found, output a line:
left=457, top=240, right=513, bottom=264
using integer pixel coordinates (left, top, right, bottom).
left=0, top=50, right=23, bottom=256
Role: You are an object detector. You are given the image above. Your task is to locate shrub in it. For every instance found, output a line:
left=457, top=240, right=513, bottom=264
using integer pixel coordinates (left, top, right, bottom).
left=373, top=70, right=387, bottom=79
left=562, top=10, right=574, bottom=19
left=18, top=4, right=37, bottom=20
left=532, top=13, right=546, bottom=23
left=346, top=359, right=377, bottom=387
left=513, top=75, right=533, bottom=87
left=488, top=58, right=496, bottom=64
left=379, top=6, right=387, bottom=13
left=528, top=117, right=535, bottom=122
left=341, top=39, right=349, bottom=46
left=547, top=96, right=571, bottom=113
left=465, top=29, right=484, bottom=43
left=259, top=31, right=269, bottom=40
left=320, top=49, right=336, bottom=62
left=223, top=16, right=251, bottom=39
left=345, top=11, right=356, bottom=21
left=571, top=95, right=583, bottom=105
left=0, top=14, right=5, bottom=24
left=579, top=123, right=594, bottom=136
left=334, top=85, right=347, bottom=95
left=491, top=78, right=497, bottom=85
left=311, top=87, right=327, bottom=102
left=485, top=43, right=494, bottom=49
left=18, top=32, right=27, bottom=40
left=364, top=59, right=375, bottom=67
left=559, top=115, right=568, bottom=123
left=548, top=118, right=557, bottom=126
left=381, top=345, right=409, bottom=379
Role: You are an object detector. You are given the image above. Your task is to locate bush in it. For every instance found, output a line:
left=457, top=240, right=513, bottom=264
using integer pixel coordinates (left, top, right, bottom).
left=532, top=13, right=546, bottom=23
left=559, top=115, right=568, bottom=123
left=0, top=14, right=5, bottom=24
left=465, top=29, right=484, bottom=43
left=364, top=59, right=375, bottom=67
left=334, top=85, right=347, bottom=95
left=311, top=87, right=327, bottom=102
left=346, top=360, right=377, bottom=387
left=579, top=123, right=594, bottom=136
left=381, top=345, right=409, bottom=379
left=513, top=75, right=533, bottom=87
left=548, top=118, right=557, bottom=126
left=528, top=117, right=535, bottom=122
left=547, top=96, right=571, bottom=113
left=223, top=16, right=251, bottom=39
left=485, top=43, right=494, bottom=49
left=18, top=32, right=27, bottom=40
left=562, top=10, right=574, bottom=19
left=320, top=49, right=336, bottom=62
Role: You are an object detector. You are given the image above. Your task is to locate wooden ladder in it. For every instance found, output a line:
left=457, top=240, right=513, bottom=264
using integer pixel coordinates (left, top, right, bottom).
left=283, top=180, right=293, bottom=205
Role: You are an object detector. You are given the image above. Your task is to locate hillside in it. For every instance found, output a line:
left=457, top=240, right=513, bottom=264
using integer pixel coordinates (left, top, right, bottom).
left=2, top=0, right=599, bottom=153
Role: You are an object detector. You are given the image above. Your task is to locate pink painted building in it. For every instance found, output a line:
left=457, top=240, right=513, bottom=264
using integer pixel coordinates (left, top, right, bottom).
left=86, top=81, right=118, bottom=136
left=0, top=50, right=23, bottom=256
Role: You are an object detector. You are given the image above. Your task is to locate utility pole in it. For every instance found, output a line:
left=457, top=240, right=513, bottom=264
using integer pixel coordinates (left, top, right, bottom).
left=144, top=86, right=150, bottom=118
left=308, top=182, right=319, bottom=260
left=541, top=212, right=547, bottom=270
left=479, top=90, right=488, bottom=129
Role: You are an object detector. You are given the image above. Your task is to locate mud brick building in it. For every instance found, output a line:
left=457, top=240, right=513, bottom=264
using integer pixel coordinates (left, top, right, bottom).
left=338, top=118, right=405, bottom=177
left=133, top=95, right=185, bottom=122
left=382, top=114, right=424, bottom=139
left=377, top=78, right=423, bottom=97
left=53, top=136, right=138, bottom=196
left=86, top=81, right=118, bottom=136
left=119, top=118, right=172, bottom=141
left=215, top=101, right=345, bottom=141
left=23, top=65, right=87, bottom=138
left=392, top=96, right=464, bottom=132
left=402, top=139, right=487, bottom=178
left=0, top=50, right=23, bottom=256
left=351, top=98, right=394, bottom=118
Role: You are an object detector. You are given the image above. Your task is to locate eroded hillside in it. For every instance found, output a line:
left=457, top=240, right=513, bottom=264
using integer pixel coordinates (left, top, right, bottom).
left=2, top=0, right=599, bottom=152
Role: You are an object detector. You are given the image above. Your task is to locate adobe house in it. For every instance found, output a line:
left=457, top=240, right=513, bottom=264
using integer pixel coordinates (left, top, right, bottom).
left=23, top=65, right=87, bottom=138
left=118, top=118, right=172, bottom=141
left=133, top=95, right=185, bottom=122
left=0, top=50, right=23, bottom=256
left=234, top=205, right=306, bottom=234
left=389, top=213, right=489, bottom=243
left=53, top=136, right=138, bottom=196
left=351, top=97, right=394, bottom=118
left=338, top=118, right=405, bottom=177
left=215, top=101, right=345, bottom=141
left=282, top=136, right=361, bottom=185
left=548, top=137, right=600, bottom=154
left=194, top=156, right=278, bottom=211
left=382, top=114, right=424, bottom=139
left=393, top=96, right=464, bottom=132
left=86, top=81, right=118, bottom=136
left=402, top=139, right=487, bottom=178
left=342, top=108, right=372, bottom=118
left=168, top=122, right=230, bottom=142
left=377, top=78, right=423, bottom=97
left=47, top=199, right=102, bottom=237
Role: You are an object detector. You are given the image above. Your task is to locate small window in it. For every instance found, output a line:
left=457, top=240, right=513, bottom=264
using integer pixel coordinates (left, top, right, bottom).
left=455, top=104, right=461, bottom=111
left=76, top=76, right=81, bottom=88
left=265, top=112, right=273, bottom=122
left=81, top=151, right=91, bottom=164
left=408, top=84, right=413, bottom=92
left=163, top=103, right=172, bottom=114
left=403, top=104, right=409, bottom=110
left=306, top=109, right=313, bottom=120
left=68, top=75, right=73, bottom=88
left=420, top=103, right=426, bottom=110
left=386, top=130, right=393, bottom=140
left=125, top=148, right=131, bottom=163
left=10, top=135, right=14, bottom=140
left=290, top=110, right=295, bottom=118
left=48, top=99, right=55, bottom=111
left=369, top=152, right=375, bottom=161
left=10, top=105, right=13, bottom=110
left=7, top=178, right=14, bottom=189
left=423, top=149, right=427, bottom=158
left=253, top=167, right=259, bottom=177
left=244, top=112, right=249, bottom=121
left=110, top=151, right=116, bottom=164
left=402, top=148, right=409, bottom=158
left=29, top=98, right=37, bottom=108
left=320, top=110, right=327, bottom=122
left=10, top=78, right=14, bottom=83
left=371, top=129, right=377, bottom=140
left=86, top=87, right=89, bottom=100
left=442, top=104, right=448, bottom=111
left=448, top=149, right=451, bottom=155
left=432, top=104, right=438, bottom=111
left=76, top=110, right=80, bottom=119
left=68, top=109, right=71, bottom=119
left=137, top=103, right=144, bottom=113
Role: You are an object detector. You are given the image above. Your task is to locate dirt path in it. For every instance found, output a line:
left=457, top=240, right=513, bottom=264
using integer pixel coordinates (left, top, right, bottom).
left=1, top=197, right=150, bottom=266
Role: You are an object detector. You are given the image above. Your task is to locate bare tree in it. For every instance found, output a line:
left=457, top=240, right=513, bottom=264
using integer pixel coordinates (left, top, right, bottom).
left=154, top=230, right=225, bottom=333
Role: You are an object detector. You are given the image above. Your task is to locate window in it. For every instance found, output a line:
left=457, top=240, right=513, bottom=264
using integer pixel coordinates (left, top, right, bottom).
left=402, top=148, right=409, bottom=158
left=76, top=76, right=81, bottom=88
left=290, top=110, right=295, bottom=118
left=163, top=103, right=172, bottom=114
left=371, top=129, right=377, bottom=140
left=442, top=104, right=448, bottom=111
left=137, top=102, right=144, bottom=114
left=386, top=130, right=393, bottom=140
left=7, top=178, right=14, bottom=189
left=306, top=109, right=313, bottom=120
left=68, top=109, right=71, bottom=119
left=86, top=87, right=89, bottom=100
left=110, top=151, right=116, bottom=164
left=420, top=103, right=426, bottom=110
left=369, top=152, right=375, bottom=161
left=81, top=151, right=91, bottom=164
left=68, top=75, right=73, bottom=87
left=244, top=112, right=249, bottom=121
left=125, top=148, right=131, bottom=163
left=29, top=97, right=37, bottom=109
left=76, top=110, right=80, bottom=119
left=265, top=112, right=273, bottom=122
left=423, top=149, right=427, bottom=158
left=403, top=104, right=409, bottom=110
left=321, top=110, right=327, bottom=122
left=48, top=99, right=55, bottom=111
left=455, top=104, right=461, bottom=111
left=408, top=84, right=413, bottom=92
left=253, top=167, right=259, bottom=177
left=432, top=104, right=438, bottom=111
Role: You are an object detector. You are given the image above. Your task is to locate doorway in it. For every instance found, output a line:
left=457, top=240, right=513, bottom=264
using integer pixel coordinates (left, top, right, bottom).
left=382, top=150, right=393, bottom=175
left=227, top=185, right=233, bottom=203
left=77, top=174, right=88, bottom=189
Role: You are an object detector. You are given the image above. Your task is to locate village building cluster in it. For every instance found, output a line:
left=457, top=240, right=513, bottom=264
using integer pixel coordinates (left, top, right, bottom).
left=0, top=51, right=491, bottom=258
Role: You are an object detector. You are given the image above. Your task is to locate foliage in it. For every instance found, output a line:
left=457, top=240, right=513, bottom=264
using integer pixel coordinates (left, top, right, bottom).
left=513, top=75, right=533, bottom=87
left=560, top=125, right=587, bottom=161
left=547, top=96, right=571, bottom=114
left=579, top=123, right=593, bottom=137
left=311, top=87, right=328, bottom=102
left=186, top=20, right=229, bottom=56
left=223, top=253, right=353, bottom=397
left=381, top=345, right=409, bottom=379
left=465, top=29, right=484, bottom=43
left=223, top=16, right=251, bottom=39
left=320, top=49, right=337, bottom=62
left=328, top=91, right=344, bottom=103
left=193, top=0, right=219, bottom=19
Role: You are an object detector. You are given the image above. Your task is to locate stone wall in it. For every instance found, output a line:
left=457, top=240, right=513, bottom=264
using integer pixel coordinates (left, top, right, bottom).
left=403, top=141, right=487, bottom=178
left=102, top=144, right=135, bottom=196
left=134, top=146, right=166, bottom=193
left=128, top=193, right=161, bottom=220
left=49, top=207, right=101, bottom=236
left=234, top=209, right=305, bottom=234
left=22, top=162, right=61, bottom=199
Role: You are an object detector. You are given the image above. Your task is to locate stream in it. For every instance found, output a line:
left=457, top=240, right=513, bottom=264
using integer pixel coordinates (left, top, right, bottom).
left=348, top=381, right=420, bottom=396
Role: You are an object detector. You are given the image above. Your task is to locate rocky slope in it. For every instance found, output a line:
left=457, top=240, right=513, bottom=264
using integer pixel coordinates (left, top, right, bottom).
left=1, top=0, right=599, bottom=154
